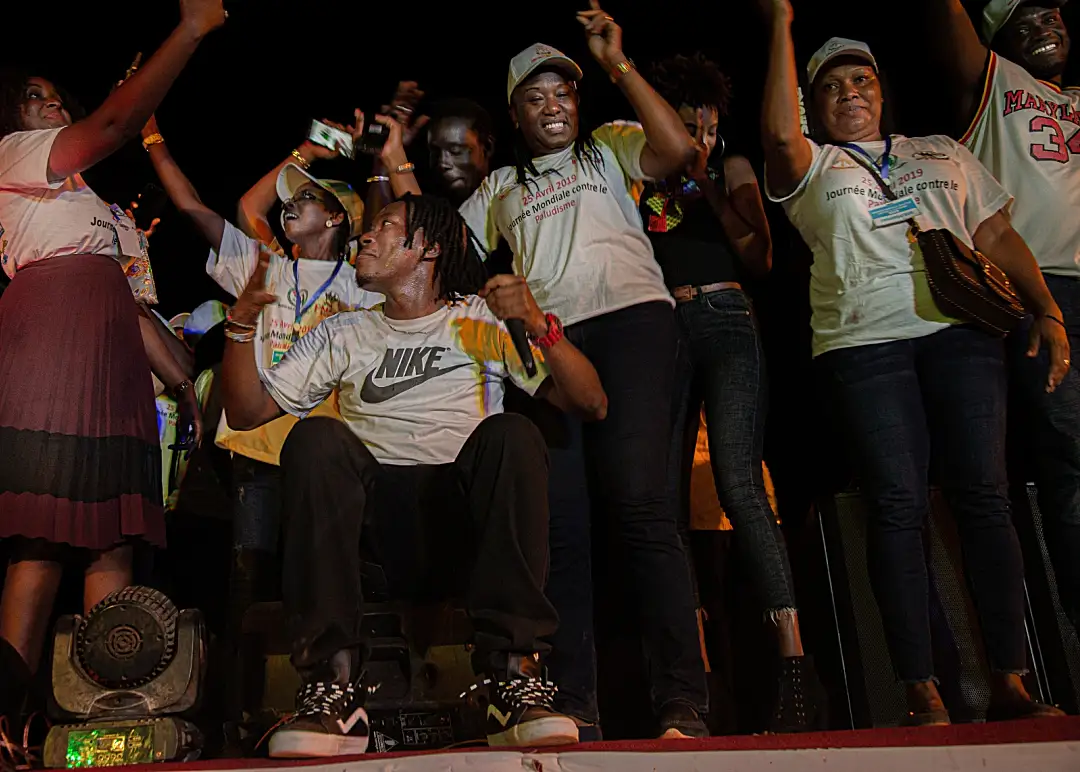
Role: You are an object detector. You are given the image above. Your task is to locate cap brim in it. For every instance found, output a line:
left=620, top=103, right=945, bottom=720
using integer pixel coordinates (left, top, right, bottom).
left=510, top=56, right=584, bottom=101
left=985, top=0, right=1069, bottom=41
left=811, top=50, right=878, bottom=85
left=276, top=163, right=322, bottom=203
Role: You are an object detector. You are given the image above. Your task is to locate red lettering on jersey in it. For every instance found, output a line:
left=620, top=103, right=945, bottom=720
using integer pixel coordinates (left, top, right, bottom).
left=1004, top=89, right=1025, bottom=116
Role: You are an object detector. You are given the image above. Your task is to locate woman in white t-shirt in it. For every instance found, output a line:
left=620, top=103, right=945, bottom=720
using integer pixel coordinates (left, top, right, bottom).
left=758, top=0, right=1069, bottom=725
left=381, top=4, right=708, bottom=738
left=0, top=0, right=226, bottom=721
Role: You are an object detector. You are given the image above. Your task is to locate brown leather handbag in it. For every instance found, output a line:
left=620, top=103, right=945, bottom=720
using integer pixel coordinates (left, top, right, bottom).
left=843, top=148, right=1026, bottom=336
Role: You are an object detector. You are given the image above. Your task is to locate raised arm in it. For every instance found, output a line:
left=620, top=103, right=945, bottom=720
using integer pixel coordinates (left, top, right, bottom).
left=578, top=2, right=696, bottom=179
left=236, top=139, right=335, bottom=244
left=141, top=115, right=226, bottom=250
left=364, top=83, right=429, bottom=230
left=376, top=114, right=423, bottom=199
left=481, top=275, right=608, bottom=421
left=920, top=0, right=990, bottom=131
left=46, top=0, right=225, bottom=182
left=758, top=0, right=814, bottom=199
left=220, top=252, right=284, bottom=430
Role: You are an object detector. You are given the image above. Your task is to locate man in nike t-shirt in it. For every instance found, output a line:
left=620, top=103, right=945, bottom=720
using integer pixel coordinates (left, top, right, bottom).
left=221, top=193, right=607, bottom=757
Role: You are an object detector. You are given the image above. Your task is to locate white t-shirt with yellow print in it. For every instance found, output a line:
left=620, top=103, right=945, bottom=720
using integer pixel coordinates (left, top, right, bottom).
left=460, top=121, right=674, bottom=326
left=261, top=295, right=549, bottom=466
left=207, top=220, right=382, bottom=465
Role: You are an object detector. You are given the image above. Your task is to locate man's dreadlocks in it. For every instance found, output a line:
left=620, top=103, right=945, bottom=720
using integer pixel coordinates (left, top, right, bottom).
left=400, top=193, right=488, bottom=301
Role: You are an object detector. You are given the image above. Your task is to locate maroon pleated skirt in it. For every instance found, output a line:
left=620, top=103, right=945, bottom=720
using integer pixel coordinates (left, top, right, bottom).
left=0, top=254, right=164, bottom=549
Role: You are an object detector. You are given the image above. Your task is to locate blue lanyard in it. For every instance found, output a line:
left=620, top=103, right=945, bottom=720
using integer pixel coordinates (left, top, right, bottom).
left=291, top=256, right=344, bottom=335
left=840, top=135, right=893, bottom=181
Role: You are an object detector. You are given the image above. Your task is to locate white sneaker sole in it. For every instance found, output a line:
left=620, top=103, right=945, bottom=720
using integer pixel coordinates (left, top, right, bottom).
left=269, top=729, right=370, bottom=758
left=488, top=715, right=580, bottom=747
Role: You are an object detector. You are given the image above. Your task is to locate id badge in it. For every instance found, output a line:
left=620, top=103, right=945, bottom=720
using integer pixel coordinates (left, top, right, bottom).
left=870, top=196, right=920, bottom=229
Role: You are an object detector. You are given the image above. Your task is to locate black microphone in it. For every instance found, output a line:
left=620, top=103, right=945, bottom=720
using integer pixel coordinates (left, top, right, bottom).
left=506, top=319, right=537, bottom=378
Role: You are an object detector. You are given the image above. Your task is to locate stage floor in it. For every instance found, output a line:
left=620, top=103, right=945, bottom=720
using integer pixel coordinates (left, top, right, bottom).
left=147, top=717, right=1080, bottom=772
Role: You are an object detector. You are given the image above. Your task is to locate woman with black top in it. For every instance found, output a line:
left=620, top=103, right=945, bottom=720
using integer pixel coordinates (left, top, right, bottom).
left=643, top=53, right=819, bottom=732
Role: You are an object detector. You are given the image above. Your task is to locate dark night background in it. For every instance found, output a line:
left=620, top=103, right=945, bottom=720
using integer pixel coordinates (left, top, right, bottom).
left=4, top=0, right=1080, bottom=737
left=4, top=0, right=1077, bottom=320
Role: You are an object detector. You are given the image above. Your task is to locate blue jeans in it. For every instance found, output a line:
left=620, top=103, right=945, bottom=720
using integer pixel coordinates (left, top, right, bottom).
left=669, top=289, right=796, bottom=615
left=538, top=302, right=708, bottom=721
left=819, top=326, right=1027, bottom=681
left=1007, top=274, right=1080, bottom=626
left=232, top=455, right=282, bottom=553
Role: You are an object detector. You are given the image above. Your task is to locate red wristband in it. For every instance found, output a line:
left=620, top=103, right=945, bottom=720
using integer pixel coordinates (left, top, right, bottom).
left=530, top=313, right=564, bottom=350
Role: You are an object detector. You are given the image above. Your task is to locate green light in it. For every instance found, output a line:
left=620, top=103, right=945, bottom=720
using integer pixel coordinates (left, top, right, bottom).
left=64, top=726, right=155, bottom=768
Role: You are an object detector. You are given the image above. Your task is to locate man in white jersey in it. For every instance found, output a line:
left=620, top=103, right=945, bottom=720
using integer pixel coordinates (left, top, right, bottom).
left=220, top=193, right=607, bottom=757
left=926, top=0, right=1080, bottom=629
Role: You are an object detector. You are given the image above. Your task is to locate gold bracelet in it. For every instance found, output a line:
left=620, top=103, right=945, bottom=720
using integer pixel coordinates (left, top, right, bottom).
left=291, top=149, right=311, bottom=170
left=394, top=162, right=415, bottom=174
left=609, top=59, right=636, bottom=83
left=142, top=133, right=163, bottom=150
left=225, top=327, right=257, bottom=343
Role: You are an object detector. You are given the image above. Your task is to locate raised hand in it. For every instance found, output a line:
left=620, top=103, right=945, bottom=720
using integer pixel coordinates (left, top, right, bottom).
left=233, top=249, right=278, bottom=323
left=372, top=111, right=409, bottom=168
left=141, top=114, right=160, bottom=143
left=576, top=0, right=625, bottom=70
left=754, top=0, right=793, bottom=22
left=304, top=117, right=349, bottom=160
left=382, top=81, right=431, bottom=148
left=179, top=0, right=227, bottom=38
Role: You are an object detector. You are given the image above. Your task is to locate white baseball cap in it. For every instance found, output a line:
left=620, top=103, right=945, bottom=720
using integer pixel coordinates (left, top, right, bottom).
left=275, top=164, right=366, bottom=240
left=507, top=43, right=584, bottom=103
left=183, top=300, right=227, bottom=339
left=982, top=0, right=1067, bottom=43
left=807, top=37, right=879, bottom=86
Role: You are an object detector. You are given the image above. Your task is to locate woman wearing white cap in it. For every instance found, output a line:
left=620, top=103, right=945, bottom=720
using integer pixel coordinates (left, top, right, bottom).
left=140, top=115, right=381, bottom=724
left=378, top=0, right=709, bottom=739
left=757, top=0, right=1068, bottom=725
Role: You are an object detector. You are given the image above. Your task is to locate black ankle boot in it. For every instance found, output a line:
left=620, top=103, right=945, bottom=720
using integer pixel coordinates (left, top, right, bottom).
left=768, top=655, right=826, bottom=733
left=0, top=637, right=31, bottom=722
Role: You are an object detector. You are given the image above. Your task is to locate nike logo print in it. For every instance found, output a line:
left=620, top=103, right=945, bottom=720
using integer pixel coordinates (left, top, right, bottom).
left=336, top=707, right=369, bottom=735
left=360, top=363, right=470, bottom=403
left=487, top=704, right=513, bottom=728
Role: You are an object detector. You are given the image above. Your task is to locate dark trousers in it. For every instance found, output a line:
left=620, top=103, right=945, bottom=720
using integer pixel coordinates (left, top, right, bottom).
left=670, top=290, right=796, bottom=615
left=819, top=326, right=1027, bottom=682
left=279, top=414, right=558, bottom=668
left=1007, top=274, right=1080, bottom=626
left=541, top=301, right=708, bottom=719
left=231, top=455, right=282, bottom=554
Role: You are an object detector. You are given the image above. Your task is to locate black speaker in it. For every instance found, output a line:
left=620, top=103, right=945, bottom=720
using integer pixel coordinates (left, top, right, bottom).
left=1011, top=483, right=1080, bottom=714
left=817, top=489, right=1048, bottom=728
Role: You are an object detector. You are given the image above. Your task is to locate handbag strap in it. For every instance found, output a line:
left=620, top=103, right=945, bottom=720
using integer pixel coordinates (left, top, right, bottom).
left=840, top=145, right=922, bottom=233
